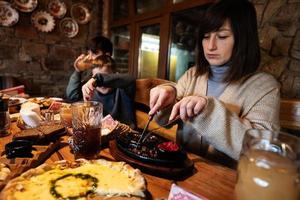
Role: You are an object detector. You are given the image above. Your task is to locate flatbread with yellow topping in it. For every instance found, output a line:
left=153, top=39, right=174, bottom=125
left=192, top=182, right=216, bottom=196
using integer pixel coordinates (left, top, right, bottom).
left=0, top=159, right=146, bottom=200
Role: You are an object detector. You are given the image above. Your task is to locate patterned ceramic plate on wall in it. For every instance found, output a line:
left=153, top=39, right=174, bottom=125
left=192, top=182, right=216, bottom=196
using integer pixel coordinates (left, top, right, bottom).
left=59, top=17, right=79, bottom=38
left=0, top=1, right=19, bottom=27
left=48, top=0, right=66, bottom=19
left=31, top=11, right=55, bottom=32
left=13, top=0, right=38, bottom=13
left=70, top=3, right=91, bottom=24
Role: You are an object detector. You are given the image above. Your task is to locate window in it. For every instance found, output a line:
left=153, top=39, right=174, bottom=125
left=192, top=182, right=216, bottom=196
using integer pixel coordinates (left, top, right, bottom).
left=111, top=26, right=130, bottom=73
left=138, top=24, right=160, bottom=78
left=106, top=0, right=213, bottom=80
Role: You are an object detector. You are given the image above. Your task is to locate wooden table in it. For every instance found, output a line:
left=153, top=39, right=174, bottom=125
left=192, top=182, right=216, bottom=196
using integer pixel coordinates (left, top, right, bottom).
left=1, top=123, right=237, bottom=200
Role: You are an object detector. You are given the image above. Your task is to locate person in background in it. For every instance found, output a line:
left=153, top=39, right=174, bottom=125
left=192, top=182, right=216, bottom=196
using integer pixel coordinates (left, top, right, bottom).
left=66, top=36, right=113, bottom=101
left=148, top=0, right=280, bottom=160
left=66, top=37, right=136, bottom=129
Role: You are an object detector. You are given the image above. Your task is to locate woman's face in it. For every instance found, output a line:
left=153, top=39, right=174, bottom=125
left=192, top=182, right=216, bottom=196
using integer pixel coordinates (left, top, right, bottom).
left=202, top=20, right=234, bottom=66
left=92, top=65, right=113, bottom=94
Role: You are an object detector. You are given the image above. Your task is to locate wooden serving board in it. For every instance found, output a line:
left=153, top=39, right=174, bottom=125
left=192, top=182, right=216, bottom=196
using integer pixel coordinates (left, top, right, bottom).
left=109, top=140, right=194, bottom=180
left=0, top=139, right=61, bottom=190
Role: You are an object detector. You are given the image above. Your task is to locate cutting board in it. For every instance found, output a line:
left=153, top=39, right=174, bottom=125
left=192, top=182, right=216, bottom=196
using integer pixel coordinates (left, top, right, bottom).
left=0, top=139, right=61, bottom=190
left=0, top=122, right=65, bottom=190
left=109, top=140, right=194, bottom=180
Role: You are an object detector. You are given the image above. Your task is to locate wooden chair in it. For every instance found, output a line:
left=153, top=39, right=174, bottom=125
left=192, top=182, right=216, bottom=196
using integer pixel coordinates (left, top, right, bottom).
left=134, top=78, right=177, bottom=141
left=280, top=98, right=300, bottom=133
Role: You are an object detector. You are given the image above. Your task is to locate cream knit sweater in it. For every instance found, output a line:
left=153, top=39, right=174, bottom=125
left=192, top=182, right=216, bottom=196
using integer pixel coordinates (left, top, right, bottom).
left=157, top=67, right=280, bottom=160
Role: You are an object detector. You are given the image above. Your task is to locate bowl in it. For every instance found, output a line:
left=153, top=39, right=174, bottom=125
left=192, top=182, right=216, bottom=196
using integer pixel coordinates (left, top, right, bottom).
left=157, top=141, right=180, bottom=158
left=5, top=139, right=33, bottom=158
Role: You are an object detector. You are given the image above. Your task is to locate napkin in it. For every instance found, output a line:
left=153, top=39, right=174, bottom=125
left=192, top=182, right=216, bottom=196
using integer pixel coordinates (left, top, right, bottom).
left=20, top=102, right=42, bottom=128
left=168, top=184, right=208, bottom=200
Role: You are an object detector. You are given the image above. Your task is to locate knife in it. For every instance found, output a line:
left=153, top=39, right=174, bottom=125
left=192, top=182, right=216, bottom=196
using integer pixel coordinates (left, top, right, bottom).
left=136, top=114, right=154, bottom=147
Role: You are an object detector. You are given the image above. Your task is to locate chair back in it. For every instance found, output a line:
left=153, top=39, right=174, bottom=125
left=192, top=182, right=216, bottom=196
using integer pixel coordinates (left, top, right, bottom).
left=280, top=98, right=300, bottom=131
left=135, top=78, right=172, bottom=107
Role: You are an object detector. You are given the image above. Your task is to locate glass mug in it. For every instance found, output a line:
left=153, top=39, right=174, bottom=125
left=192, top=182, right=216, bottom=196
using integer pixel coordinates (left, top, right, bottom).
left=70, top=101, right=103, bottom=159
left=235, top=129, right=300, bottom=200
left=60, top=107, right=72, bottom=128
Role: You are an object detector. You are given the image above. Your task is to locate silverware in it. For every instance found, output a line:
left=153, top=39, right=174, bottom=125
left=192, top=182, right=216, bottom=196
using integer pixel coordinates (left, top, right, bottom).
left=140, top=116, right=181, bottom=144
left=136, top=114, right=154, bottom=147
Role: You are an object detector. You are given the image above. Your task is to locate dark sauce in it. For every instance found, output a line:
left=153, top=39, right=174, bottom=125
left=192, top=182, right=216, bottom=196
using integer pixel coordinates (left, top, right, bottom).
left=50, top=173, right=98, bottom=199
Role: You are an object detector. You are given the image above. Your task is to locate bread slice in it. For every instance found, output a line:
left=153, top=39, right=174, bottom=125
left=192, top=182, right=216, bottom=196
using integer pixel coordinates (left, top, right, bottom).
left=13, top=129, right=42, bottom=142
left=14, top=124, right=66, bottom=144
left=37, top=124, right=65, bottom=138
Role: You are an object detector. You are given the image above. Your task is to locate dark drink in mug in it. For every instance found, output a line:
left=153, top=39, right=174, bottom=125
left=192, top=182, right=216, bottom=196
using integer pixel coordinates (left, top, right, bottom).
left=72, top=127, right=101, bottom=158
left=71, top=101, right=103, bottom=159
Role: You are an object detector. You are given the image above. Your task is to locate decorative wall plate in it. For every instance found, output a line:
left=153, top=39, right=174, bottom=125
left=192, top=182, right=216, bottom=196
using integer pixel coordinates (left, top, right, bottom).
left=0, top=1, right=19, bottom=27
left=59, top=17, right=79, bottom=38
left=31, top=11, right=55, bottom=32
left=70, top=3, right=91, bottom=24
left=13, top=0, right=38, bottom=13
left=48, top=0, right=66, bottom=19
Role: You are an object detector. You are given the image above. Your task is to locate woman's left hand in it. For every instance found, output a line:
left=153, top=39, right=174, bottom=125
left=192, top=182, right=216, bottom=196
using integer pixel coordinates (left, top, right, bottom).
left=169, top=96, right=207, bottom=121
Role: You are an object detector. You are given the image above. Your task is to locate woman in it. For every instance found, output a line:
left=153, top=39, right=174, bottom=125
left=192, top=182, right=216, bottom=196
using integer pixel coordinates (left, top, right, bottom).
left=149, top=0, right=280, bottom=160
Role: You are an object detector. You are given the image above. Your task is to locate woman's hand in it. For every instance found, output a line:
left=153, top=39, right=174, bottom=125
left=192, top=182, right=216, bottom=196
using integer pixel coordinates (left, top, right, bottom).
left=82, top=78, right=96, bottom=101
left=169, top=96, right=207, bottom=121
left=149, top=85, right=176, bottom=116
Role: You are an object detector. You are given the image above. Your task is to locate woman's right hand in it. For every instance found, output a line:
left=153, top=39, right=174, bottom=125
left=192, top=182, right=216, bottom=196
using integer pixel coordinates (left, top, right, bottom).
left=149, top=85, right=176, bottom=116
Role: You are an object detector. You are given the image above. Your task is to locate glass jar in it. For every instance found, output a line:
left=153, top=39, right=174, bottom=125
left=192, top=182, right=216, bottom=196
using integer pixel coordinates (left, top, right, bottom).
left=235, top=129, right=300, bottom=200
left=0, top=111, right=10, bottom=136
left=0, top=96, right=10, bottom=137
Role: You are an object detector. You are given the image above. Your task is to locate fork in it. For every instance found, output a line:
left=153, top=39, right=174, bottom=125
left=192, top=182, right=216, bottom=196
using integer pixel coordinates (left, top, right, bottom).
left=136, top=114, right=154, bottom=147
left=140, top=116, right=181, bottom=144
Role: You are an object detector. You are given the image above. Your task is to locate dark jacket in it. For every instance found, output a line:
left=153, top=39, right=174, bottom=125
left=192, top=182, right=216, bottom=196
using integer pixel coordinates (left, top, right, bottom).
left=66, top=71, right=136, bottom=129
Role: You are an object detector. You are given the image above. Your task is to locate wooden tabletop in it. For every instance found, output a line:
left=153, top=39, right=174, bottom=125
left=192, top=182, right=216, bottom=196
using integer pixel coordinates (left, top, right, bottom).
left=1, top=123, right=237, bottom=200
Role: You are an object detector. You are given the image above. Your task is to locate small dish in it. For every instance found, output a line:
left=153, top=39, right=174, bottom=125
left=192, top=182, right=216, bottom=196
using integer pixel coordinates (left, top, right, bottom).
left=13, top=0, right=37, bottom=13
left=158, top=141, right=179, bottom=151
left=8, top=97, right=27, bottom=106
left=31, top=11, right=55, bottom=32
left=59, top=17, right=79, bottom=38
left=49, top=97, right=63, bottom=102
left=0, top=1, right=19, bottom=27
left=48, top=0, right=66, bottom=19
left=70, top=3, right=91, bottom=24
left=5, top=139, right=34, bottom=158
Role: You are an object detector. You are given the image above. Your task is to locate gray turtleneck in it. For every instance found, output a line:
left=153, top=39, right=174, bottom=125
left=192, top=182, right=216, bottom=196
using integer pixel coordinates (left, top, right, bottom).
left=207, top=65, right=229, bottom=98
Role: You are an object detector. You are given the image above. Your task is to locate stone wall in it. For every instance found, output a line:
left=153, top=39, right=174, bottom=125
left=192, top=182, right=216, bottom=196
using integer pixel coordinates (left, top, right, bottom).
left=0, top=0, right=103, bottom=98
left=253, top=0, right=300, bottom=98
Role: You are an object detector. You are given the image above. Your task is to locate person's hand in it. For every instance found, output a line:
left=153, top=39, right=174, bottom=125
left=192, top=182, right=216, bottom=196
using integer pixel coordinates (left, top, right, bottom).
left=82, top=78, right=96, bottom=101
left=169, top=96, right=207, bottom=122
left=74, top=52, right=93, bottom=72
left=149, top=85, right=176, bottom=116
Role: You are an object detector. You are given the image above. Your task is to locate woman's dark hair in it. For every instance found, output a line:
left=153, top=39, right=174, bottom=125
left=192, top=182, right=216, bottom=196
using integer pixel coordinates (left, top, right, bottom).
left=197, top=0, right=260, bottom=82
left=93, top=55, right=116, bottom=72
left=87, top=36, right=113, bottom=55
